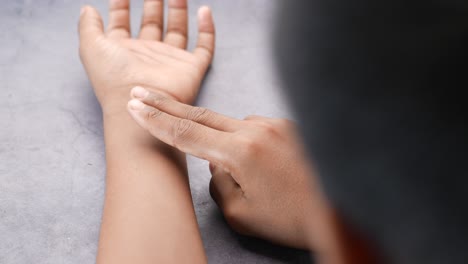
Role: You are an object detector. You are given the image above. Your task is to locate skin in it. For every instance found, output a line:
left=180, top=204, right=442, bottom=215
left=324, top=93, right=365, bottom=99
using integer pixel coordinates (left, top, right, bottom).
left=126, top=87, right=377, bottom=264
left=79, top=1, right=377, bottom=263
left=78, top=0, right=215, bottom=263
left=79, top=0, right=215, bottom=109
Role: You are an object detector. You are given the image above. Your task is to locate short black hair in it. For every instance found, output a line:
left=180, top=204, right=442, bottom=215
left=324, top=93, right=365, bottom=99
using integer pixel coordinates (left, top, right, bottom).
left=275, top=1, right=468, bottom=263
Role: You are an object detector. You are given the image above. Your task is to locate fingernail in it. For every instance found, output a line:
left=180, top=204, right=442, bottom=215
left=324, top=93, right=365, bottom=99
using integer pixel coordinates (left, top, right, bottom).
left=132, top=86, right=149, bottom=99
left=80, top=6, right=86, bottom=16
left=198, top=6, right=209, bottom=19
left=128, top=99, right=145, bottom=111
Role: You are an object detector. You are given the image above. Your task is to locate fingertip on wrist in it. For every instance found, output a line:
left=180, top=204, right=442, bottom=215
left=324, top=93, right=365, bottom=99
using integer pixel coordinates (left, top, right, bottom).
left=128, top=99, right=145, bottom=111
left=131, top=86, right=149, bottom=100
left=131, top=85, right=186, bottom=103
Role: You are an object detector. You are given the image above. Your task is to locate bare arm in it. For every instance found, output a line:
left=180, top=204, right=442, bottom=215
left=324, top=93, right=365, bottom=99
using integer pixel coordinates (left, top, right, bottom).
left=125, top=88, right=377, bottom=264
left=78, top=0, right=216, bottom=263
left=98, top=110, right=206, bottom=263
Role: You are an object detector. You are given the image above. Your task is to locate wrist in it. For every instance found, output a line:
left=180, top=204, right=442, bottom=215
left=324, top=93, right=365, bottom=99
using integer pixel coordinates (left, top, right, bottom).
left=100, top=94, right=133, bottom=118
left=97, top=86, right=183, bottom=118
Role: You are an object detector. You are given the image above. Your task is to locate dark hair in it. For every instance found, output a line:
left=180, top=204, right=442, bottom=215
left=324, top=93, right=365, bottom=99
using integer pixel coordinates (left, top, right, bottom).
left=274, top=1, right=468, bottom=263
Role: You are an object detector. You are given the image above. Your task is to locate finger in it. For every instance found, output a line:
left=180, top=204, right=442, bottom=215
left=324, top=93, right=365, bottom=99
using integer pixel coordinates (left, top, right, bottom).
left=139, top=0, right=164, bottom=40
left=79, top=6, right=105, bottom=45
left=244, top=115, right=269, bottom=121
left=127, top=99, right=234, bottom=165
left=107, top=0, right=131, bottom=39
left=193, top=6, right=216, bottom=69
left=131, top=87, right=242, bottom=132
left=164, top=0, right=188, bottom=48
left=209, top=166, right=242, bottom=210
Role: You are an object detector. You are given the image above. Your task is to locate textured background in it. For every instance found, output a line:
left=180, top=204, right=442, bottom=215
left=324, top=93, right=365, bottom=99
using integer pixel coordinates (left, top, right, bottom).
left=0, top=0, right=311, bottom=263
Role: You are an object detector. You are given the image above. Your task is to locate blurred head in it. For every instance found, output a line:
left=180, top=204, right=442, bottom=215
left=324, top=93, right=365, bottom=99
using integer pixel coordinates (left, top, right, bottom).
left=274, top=1, right=468, bottom=263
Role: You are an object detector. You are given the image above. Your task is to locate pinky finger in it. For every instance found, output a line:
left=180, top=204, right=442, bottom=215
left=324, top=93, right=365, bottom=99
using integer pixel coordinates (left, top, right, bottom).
left=193, top=6, right=215, bottom=69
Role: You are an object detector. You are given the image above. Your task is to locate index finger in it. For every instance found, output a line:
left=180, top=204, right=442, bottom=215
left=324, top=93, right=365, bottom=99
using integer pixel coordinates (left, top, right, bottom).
left=127, top=99, right=235, bottom=167
left=131, top=86, right=243, bottom=132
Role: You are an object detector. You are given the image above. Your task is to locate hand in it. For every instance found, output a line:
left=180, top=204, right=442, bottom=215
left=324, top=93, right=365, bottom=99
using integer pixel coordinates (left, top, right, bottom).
left=124, top=87, right=330, bottom=249
left=78, top=0, right=215, bottom=114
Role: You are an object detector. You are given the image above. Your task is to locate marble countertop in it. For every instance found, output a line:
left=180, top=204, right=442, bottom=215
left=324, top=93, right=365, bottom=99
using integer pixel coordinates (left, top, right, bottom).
left=0, top=1, right=311, bottom=263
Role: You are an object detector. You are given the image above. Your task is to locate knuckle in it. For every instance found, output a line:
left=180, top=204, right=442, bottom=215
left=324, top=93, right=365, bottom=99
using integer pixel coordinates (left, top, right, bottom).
left=149, top=92, right=167, bottom=108
left=141, top=19, right=163, bottom=29
left=276, top=118, right=294, bottom=128
left=186, top=106, right=210, bottom=122
left=146, top=109, right=162, bottom=121
left=167, top=26, right=187, bottom=36
left=244, top=139, right=258, bottom=154
left=243, top=117, right=280, bottom=136
left=172, top=118, right=193, bottom=146
left=196, top=45, right=213, bottom=58
left=257, top=122, right=277, bottom=134
left=237, top=136, right=260, bottom=157
left=247, top=121, right=278, bottom=140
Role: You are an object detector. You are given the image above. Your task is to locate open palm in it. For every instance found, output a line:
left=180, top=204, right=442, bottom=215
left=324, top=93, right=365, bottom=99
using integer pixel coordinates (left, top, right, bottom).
left=79, top=0, right=215, bottom=110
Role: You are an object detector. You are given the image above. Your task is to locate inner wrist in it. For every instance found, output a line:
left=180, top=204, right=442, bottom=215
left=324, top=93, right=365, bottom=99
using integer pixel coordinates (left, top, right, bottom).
left=98, top=87, right=183, bottom=118
left=100, top=96, right=132, bottom=119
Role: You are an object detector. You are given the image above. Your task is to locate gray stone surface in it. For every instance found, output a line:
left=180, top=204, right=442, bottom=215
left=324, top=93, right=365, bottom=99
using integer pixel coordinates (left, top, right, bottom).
left=0, top=1, right=311, bottom=263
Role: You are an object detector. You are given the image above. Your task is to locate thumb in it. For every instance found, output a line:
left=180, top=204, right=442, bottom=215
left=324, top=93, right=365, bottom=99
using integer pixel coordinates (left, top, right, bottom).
left=78, top=6, right=104, bottom=44
left=209, top=163, right=242, bottom=212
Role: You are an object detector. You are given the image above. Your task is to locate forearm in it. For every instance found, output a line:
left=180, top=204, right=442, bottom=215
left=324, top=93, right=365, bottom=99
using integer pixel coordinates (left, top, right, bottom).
left=96, top=109, right=206, bottom=264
